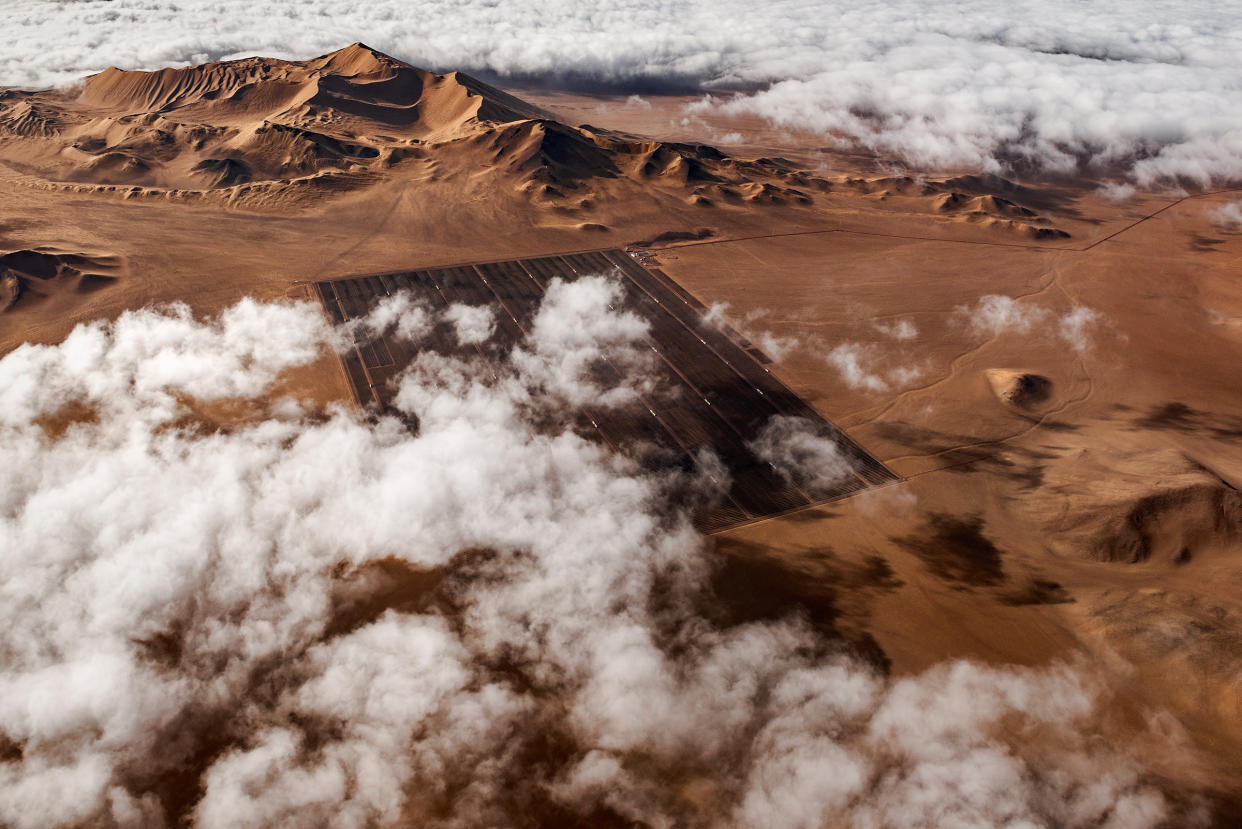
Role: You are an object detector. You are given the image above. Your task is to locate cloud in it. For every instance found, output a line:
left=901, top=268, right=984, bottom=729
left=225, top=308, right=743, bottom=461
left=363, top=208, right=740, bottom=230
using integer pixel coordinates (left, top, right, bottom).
left=1098, top=181, right=1138, bottom=202
left=508, top=274, right=655, bottom=408
left=0, top=298, right=332, bottom=427
left=1211, top=200, right=1242, bottom=230
left=703, top=302, right=797, bottom=361
left=359, top=291, right=433, bottom=342
left=444, top=302, right=496, bottom=345
left=962, top=294, right=1050, bottom=337
left=873, top=318, right=918, bottom=341
left=959, top=294, right=1104, bottom=351
left=1059, top=305, right=1103, bottom=352
left=853, top=483, right=918, bottom=516
left=747, top=415, right=854, bottom=496
left=827, top=342, right=923, bottom=393
left=827, top=342, right=886, bottom=391
left=0, top=287, right=1197, bottom=827
left=4, top=0, right=1239, bottom=183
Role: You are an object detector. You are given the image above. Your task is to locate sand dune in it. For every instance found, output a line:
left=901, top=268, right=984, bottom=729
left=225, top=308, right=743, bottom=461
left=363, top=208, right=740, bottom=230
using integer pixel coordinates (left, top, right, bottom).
left=0, top=44, right=1079, bottom=246
left=0, top=248, right=120, bottom=313
left=0, top=43, right=824, bottom=219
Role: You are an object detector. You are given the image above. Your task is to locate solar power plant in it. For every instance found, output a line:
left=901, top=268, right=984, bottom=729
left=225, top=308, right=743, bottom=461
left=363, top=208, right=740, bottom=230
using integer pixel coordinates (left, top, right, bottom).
left=313, top=249, right=898, bottom=532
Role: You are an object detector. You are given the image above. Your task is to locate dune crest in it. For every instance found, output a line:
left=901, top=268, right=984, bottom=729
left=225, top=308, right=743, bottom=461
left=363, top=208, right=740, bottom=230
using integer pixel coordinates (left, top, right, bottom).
left=0, top=44, right=829, bottom=215
left=0, top=248, right=121, bottom=312
left=0, top=44, right=1072, bottom=238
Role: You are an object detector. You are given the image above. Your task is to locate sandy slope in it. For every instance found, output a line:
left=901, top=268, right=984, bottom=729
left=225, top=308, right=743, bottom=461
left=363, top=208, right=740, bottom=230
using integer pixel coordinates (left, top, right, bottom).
left=2, top=45, right=1242, bottom=819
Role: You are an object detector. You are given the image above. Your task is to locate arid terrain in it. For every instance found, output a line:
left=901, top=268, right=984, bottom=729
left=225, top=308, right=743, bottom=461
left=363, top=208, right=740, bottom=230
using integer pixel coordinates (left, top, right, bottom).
left=3, top=43, right=1242, bottom=827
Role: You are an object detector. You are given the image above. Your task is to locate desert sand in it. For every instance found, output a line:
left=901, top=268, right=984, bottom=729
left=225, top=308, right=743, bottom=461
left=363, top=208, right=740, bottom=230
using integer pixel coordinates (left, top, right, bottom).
left=3, top=44, right=1242, bottom=823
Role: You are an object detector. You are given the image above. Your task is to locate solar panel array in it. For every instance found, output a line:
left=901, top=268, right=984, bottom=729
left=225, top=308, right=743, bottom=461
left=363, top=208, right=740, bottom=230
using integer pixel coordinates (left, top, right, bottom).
left=314, top=249, right=897, bottom=531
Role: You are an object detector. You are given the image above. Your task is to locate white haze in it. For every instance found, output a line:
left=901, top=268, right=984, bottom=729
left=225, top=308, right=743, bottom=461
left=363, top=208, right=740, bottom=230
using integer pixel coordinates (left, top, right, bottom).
left=3, top=0, right=1241, bottom=183
left=0, top=283, right=1195, bottom=827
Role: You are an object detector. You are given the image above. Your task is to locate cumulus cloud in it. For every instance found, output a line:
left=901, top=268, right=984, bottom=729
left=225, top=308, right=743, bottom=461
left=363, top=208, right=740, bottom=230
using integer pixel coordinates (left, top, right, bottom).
left=704, top=302, right=797, bottom=361
left=873, top=318, right=918, bottom=341
left=853, top=482, right=918, bottom=516
left=3, top=0, right=1240, bottom=182
left=358, top=291, right=433, bottom=342
left=510, top=274, right=655, bottom=408
left=0, top=298, right=331, bottom=427
left=1211, top=200, right=1242, bottom=230
left=444, top=302, right=495, bottom=345
left=0, top=288, right=1195, bottom=827
left=1059, top=305, right=1103, bottom=352
left=1098, top=181, right=1138, bottom=202
left=959, top=294, right=1104, bottom=351
left=827, top=342, right=923, bottom=393
left=748, top=415, right=854, bottom=496
left=963, top=294, right=1049, bottom=337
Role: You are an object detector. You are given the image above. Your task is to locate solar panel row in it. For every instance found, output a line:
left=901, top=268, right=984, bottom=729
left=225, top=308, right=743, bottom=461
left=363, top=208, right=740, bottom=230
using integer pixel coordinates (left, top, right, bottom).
left=313, top=249, right=898, bottom=531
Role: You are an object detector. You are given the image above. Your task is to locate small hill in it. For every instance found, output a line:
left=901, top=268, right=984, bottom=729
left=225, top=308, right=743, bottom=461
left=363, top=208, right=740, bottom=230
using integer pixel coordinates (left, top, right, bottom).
left=986, top=369, right=1052, bottom=409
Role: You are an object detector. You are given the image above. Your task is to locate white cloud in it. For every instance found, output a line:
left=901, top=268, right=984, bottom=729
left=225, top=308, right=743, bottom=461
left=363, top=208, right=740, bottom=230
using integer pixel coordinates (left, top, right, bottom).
left=444, top=302, right=495, bottom=345
left=827, top=342, right=922, bottom=393
left=853, top=483, right=918, bottom=516
left=1059, top=305, right=1103, bottom=352
left=1098, top=181, right=1137, bottom=202
left=962, top=294, right=1049, bottom=337
left=748, top=415, right=854, bottom=496
left=0, top=288, right=1195, bottom=827
left=2, top=0, right=1239, bottom=182
left=1211, top=200, right=1242, bottom=230
left=959, top=295, right=1104, bottom=350
left=704, top=302, right=797, bottom=361
left=873, top=318, right=918, bottom=341
left=359, top=291, right=433, bottom=342
left=828, top=343, right=888, bottom=391
left=0, top=298, right=332, bottom=428
left=509, top=274, right=654, bottom=408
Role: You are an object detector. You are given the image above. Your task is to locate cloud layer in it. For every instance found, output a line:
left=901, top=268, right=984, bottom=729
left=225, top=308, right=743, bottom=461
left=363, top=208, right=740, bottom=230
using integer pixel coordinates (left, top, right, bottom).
left=0, top=289, right=1193, bottom=826
left=5, top=0, right=1242, bottom=183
